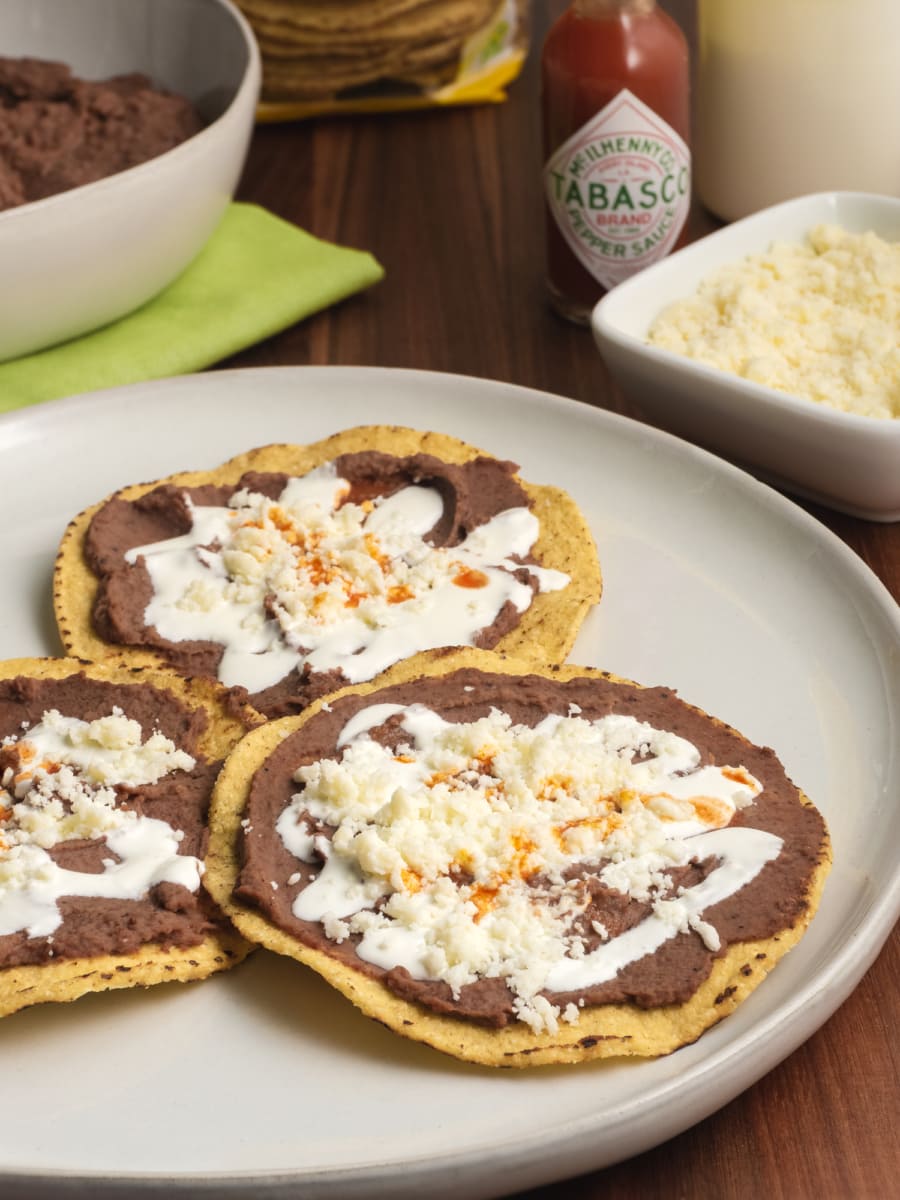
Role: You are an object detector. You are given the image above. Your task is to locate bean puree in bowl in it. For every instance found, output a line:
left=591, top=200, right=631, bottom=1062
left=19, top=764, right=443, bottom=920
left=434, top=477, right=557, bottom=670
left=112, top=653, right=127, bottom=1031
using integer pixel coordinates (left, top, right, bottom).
left=0, top=55, right=202, bottom=209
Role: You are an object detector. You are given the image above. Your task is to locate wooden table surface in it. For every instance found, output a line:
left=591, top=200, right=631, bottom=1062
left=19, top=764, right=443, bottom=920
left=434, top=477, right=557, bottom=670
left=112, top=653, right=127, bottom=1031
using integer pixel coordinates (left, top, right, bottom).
left=223, top=2, right=899, bottom=1195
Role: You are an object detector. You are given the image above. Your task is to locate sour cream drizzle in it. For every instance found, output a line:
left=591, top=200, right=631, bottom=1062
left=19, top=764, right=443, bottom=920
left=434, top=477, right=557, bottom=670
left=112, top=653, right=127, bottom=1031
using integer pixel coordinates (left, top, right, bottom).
left=124, top=464, right=569, bottom=693
left=0, top=711, right=201, bottom=939
left=275, top=701, right=781, bottom=1032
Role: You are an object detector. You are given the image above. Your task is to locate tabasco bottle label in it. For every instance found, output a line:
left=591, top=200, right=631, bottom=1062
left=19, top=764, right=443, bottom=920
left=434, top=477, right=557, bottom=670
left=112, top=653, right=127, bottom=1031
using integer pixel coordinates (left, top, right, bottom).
left=544, top=89, right=691, bottom=291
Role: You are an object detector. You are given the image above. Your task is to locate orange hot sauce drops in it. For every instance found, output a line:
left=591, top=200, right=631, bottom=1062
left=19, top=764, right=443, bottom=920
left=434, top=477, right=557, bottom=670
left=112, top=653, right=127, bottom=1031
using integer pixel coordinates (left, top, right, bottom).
left=541, top=0, right=691, bottom=324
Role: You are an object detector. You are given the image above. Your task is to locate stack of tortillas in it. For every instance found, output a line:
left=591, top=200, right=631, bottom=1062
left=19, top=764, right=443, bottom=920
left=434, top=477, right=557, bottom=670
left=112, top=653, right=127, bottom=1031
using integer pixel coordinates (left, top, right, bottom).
left=235, top=0, right=500, bottom=100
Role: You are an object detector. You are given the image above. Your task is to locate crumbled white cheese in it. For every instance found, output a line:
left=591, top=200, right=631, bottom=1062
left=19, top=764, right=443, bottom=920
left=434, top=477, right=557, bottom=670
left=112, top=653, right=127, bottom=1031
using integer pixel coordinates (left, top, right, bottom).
left=322, top=913, right=351, bottom=943
left=648, top=223, right=900, bottom=419
left=0, top=710, right=201, bottom=938
left=563, top=1002, right=580, bottom=1024
left=1, top=707, right=194, bottom=791
left=124, top=463, right=570, bottom=696
left=277, top=703, right=774, bottom=1033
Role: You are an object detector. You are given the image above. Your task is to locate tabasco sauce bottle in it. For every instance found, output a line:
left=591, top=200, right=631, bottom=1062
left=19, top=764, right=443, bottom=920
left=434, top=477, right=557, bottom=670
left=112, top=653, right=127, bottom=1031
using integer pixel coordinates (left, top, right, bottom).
left=541, top=0, right=691, bottom=323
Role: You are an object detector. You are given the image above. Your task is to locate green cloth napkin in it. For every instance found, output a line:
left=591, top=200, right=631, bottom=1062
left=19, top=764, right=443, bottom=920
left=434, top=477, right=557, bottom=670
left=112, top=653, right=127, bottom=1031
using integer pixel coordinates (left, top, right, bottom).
left=0, top=202, right=384, bottom=412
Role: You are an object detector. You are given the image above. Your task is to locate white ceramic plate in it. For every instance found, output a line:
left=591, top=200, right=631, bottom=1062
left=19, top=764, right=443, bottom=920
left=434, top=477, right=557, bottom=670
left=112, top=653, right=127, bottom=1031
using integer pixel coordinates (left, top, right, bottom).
left=1, top=367, right=898, bottom=1199
left=591, top=191, right=900, bottom=521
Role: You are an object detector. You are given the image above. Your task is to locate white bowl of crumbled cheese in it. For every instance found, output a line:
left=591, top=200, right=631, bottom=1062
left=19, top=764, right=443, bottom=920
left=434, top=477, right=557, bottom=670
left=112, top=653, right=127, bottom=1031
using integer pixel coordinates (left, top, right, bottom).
left=591, top=192, right=900, bottom=521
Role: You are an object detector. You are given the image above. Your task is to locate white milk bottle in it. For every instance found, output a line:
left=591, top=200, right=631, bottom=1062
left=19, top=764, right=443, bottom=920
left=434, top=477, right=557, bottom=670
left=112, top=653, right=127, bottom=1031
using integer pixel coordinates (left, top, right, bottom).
left=695, top=0, right=900, bottom=221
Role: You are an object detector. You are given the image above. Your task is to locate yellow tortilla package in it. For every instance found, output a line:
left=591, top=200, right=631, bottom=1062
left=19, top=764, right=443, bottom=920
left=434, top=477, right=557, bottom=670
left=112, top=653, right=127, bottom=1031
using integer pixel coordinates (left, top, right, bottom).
left=236, top=0, right=530, bottom=120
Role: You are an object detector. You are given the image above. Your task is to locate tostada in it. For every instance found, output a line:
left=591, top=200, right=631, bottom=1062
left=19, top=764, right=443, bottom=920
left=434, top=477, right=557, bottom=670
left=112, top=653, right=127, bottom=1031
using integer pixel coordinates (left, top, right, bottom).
left=0, top=656, right=260, bottom=1018
left=54, top=426, right=602, bottom=719
left=204, top=648, right=831, bottom=1067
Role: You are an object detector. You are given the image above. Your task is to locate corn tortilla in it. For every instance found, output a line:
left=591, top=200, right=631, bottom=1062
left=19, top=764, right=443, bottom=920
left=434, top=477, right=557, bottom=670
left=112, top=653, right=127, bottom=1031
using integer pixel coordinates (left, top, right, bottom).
left=53, top=424, right=602, bottom=702
left=205, top=648, right=832, bottom=1067
left=0, top=655, right=259, bottom=1019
